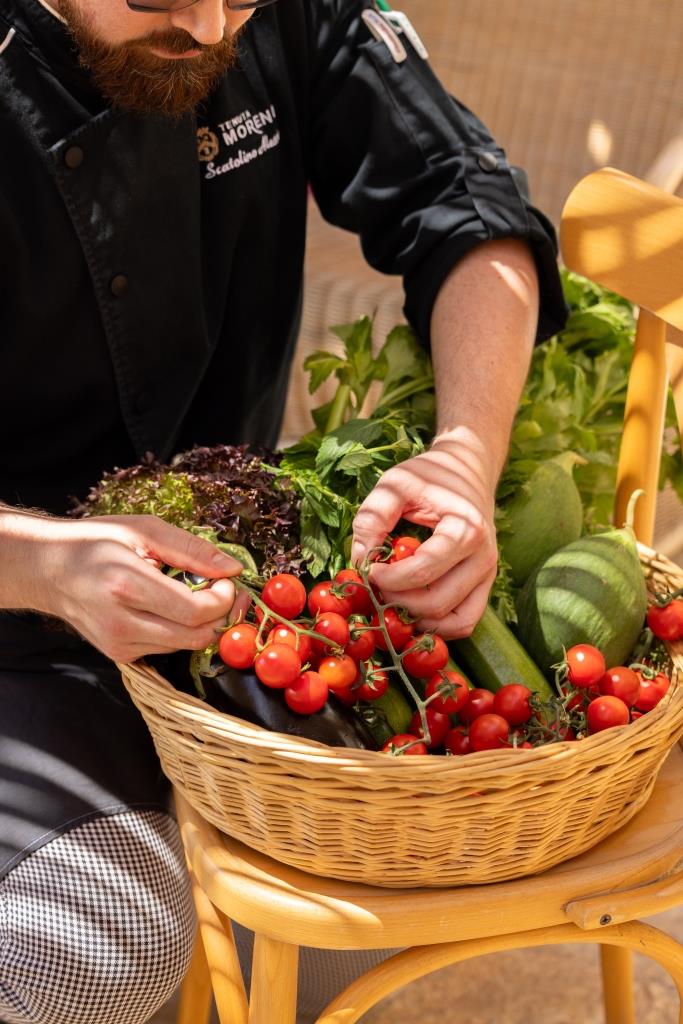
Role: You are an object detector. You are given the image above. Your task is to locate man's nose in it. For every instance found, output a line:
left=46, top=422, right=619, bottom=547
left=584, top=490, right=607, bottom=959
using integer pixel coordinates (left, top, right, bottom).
left=169, top=0, right=228, bottom=45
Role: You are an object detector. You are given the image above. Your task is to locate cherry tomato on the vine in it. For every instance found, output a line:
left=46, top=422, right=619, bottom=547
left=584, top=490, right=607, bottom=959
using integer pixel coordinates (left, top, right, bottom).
left=647, top=600, right=683, bottom=642
left=382, top=734, right=428, bottom=756
left=284, top=671, right=329, bottom=715
left=492, top=684, right=533, bottom=726
left=266, top=625, right=312, bottom=665
left=425, top=670, right=469, bottom=715
left=401, top=633, right=449, bottom=678
left=459, top=688, right=495, bottom=724
left=311, top=612, right=350, bottom=656
left=317, top=654, right=358, bottom=691
left=444, top=726, right=471, bottom=756
left=390, top=536, right=421, bottom=562
left=586, top=695, right=630, bottom=733
left=634, top=672, right=671, bottom=712
left=354, top=667, right=389, bottom=701
left=334, top=569, right=374, bottom=616
left=218, top=623, right=259, bottom=670
left=261, top=573, right=307, bottom=619
left=566, top=644, right=606, bottom=688
left=254, top=644, right=302, bottom=689
left=408, top=708, right=450, bottom=749
left=345, top=617, right=377, bottom=663
left=469, top=713, right=510, bottom=751
left=598, top=666, right=640, bottom=706
left=307, top=581, right=354, bottom=618
left=372, top=608, right=414, bottom=651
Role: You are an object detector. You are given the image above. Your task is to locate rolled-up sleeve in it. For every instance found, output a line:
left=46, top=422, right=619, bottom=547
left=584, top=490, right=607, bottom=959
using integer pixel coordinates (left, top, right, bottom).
left=306, top=0, right=568, bottom=346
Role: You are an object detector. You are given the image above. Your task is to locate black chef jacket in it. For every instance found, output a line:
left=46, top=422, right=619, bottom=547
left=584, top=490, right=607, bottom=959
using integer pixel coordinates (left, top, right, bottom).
left=0, top=0, right=567, bottom=876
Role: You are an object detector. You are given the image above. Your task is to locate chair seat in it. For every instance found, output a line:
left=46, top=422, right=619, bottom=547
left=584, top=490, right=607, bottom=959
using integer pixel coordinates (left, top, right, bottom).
left=177, top=744, right=683, bottom=951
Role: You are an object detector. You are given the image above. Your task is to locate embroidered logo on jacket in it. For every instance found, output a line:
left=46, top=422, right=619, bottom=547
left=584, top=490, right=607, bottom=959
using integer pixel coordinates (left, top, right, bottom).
left=196, top=127, right=220, bottom=162
left=198, top=104, right=280, bottom=181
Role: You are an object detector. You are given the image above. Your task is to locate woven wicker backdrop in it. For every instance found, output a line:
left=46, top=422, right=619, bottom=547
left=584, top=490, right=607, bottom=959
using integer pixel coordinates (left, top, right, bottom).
left=280, top=0, right=683, bottom=559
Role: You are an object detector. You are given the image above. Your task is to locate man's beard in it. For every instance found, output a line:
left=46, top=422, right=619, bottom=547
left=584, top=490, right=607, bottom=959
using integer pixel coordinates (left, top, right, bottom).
left=59, top=0, right=241, bottom=117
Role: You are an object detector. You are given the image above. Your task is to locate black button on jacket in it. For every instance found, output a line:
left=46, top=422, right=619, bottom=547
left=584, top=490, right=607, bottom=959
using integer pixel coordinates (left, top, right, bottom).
left=0, top=0, right=567, bottom=515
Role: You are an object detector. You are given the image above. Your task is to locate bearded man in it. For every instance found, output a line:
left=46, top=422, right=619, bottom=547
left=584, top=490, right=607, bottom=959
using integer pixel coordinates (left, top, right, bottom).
left=0, top=0, right=566, bottom=1021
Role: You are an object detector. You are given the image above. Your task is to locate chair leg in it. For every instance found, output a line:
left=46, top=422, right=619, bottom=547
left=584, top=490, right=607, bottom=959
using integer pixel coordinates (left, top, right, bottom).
left=176, top=926, right=212, bottom=1024
left=249, top=934, right=299, bottom=1024
left=190, top=872, right=249, bottom=1024
left=600, top=945, right=635, bottom=1024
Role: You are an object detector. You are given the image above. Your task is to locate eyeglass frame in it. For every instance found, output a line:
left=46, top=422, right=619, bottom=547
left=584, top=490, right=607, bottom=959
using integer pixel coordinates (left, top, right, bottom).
left=126, top=0, right=278, bottom=14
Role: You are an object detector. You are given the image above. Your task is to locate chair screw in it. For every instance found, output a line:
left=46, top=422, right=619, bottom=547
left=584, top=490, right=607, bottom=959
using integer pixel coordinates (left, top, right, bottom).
left=600, top=914, right=612, bottom=926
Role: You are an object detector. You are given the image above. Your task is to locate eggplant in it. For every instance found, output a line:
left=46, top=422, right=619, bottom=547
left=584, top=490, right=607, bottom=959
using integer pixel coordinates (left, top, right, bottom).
left=152, top=652, right=378, bottom=750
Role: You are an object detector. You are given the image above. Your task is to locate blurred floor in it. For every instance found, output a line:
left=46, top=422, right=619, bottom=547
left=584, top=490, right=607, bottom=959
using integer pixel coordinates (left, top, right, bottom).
left=151, top=903, right=683, bottom=1024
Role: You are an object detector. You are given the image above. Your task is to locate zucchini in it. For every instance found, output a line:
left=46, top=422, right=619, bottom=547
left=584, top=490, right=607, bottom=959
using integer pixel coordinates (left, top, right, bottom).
left=368, top=683, right=414, bottom=735
left=450, top=606, right=555, bottom=700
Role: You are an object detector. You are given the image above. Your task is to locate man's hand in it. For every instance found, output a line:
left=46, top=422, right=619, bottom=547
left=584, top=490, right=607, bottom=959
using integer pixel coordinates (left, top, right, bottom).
left=351, top=436, right=498, bottom=639
left=0, top=511, right=249, bottom=662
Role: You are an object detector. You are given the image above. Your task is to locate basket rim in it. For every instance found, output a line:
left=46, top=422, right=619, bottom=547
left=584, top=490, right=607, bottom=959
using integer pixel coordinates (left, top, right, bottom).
left=118, top=543, right=683, bottom=773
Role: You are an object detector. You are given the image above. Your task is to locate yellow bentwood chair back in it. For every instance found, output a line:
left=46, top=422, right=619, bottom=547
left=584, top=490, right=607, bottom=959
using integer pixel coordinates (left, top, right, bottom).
left=174, top=170, right=683, bottom=1024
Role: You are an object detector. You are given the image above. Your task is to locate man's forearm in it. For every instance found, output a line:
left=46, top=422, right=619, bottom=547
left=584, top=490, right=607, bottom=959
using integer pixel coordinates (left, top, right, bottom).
left=0, top=503, right=57, bottom=611
left=428, top=238, right=540, bottom=491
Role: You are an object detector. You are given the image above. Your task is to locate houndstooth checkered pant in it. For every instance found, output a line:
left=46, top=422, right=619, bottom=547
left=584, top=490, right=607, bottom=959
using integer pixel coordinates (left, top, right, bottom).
left=0, top=809, right=397, bottom=1024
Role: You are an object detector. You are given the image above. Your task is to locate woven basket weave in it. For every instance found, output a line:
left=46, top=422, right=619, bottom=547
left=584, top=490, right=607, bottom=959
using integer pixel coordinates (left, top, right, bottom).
left=119, top=546, right=683, bottom=888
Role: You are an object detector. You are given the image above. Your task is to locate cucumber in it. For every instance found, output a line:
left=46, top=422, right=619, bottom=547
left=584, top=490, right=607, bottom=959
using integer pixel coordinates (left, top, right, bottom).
left=450, top=606, right=555, bottom=700
left=515, top=522, right=648, bottom=674
left=368, top=683, right=414, bottom=735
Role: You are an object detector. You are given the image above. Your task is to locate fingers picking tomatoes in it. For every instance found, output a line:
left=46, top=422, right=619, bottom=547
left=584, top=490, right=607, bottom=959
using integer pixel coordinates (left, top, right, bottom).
left=401, top=633, right=448, bottom=678
left=284, top=671, right=329, bottom=715
left=218, top=623, right=259, bottom=669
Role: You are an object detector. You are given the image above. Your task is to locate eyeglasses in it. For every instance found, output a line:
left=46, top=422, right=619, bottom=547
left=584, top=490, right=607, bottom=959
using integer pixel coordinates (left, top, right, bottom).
left=127, top=0, right=277, bottom=13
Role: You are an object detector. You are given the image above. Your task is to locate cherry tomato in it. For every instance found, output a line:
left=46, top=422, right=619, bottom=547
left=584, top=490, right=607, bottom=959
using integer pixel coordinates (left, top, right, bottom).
left=332, top=686, right=357, bottom=707
left=371, top=608, right=414, bottom=651
left=266, top=625, right=312, bottom=665
left=444, top=726, right=471, bottom=756
left=647, top=599, right=683, bottom=641
left=492, top=684, right=533, bottom=726
left=284, top=671, right=328, bottom=715
left=547, top=721, right=576, bottom=741
left=634, top=672, right=671, bottom=712
left=598, top=666, right=640, bottom=706
left=354, top=668, right=389, bottom=701
left=382, top=734, right=428, bottom=756
left=469, top=713, right=510, bottom=751
left=218, top=623, right=259, bottom=669
left=587, top=695, right=630, bottom=733
left=334, top=569, right=374, bottom=616
left=261, top=573, right=306, bottom=619
left=408, top=708, right=451, bottom=749
left=307, top=580, right=354, bottom=618
left=311, top=612, right=350, bottom=656
left=459, top=688, right=495, bottom=724
left=401, top=633, right=449, bottom=678
left=390, top=536, right=421, bottom=562
left=566, top=644, right=606, bottom=688
left=345, top=617, right=377, bottom=662
left=425, top=670, right=469, bottom=715
left=254, top=644, right=302, bottom=689
left=317, top=654, right=357, bottom=691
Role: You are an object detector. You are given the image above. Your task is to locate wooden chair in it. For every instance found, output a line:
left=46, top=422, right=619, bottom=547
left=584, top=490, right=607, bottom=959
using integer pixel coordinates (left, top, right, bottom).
left=172, top=168, right=683, bottom=1023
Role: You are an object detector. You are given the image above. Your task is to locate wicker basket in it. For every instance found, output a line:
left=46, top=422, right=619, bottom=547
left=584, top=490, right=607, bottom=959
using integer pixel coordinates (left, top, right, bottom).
left=119, top=545, right=683, bottom=888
